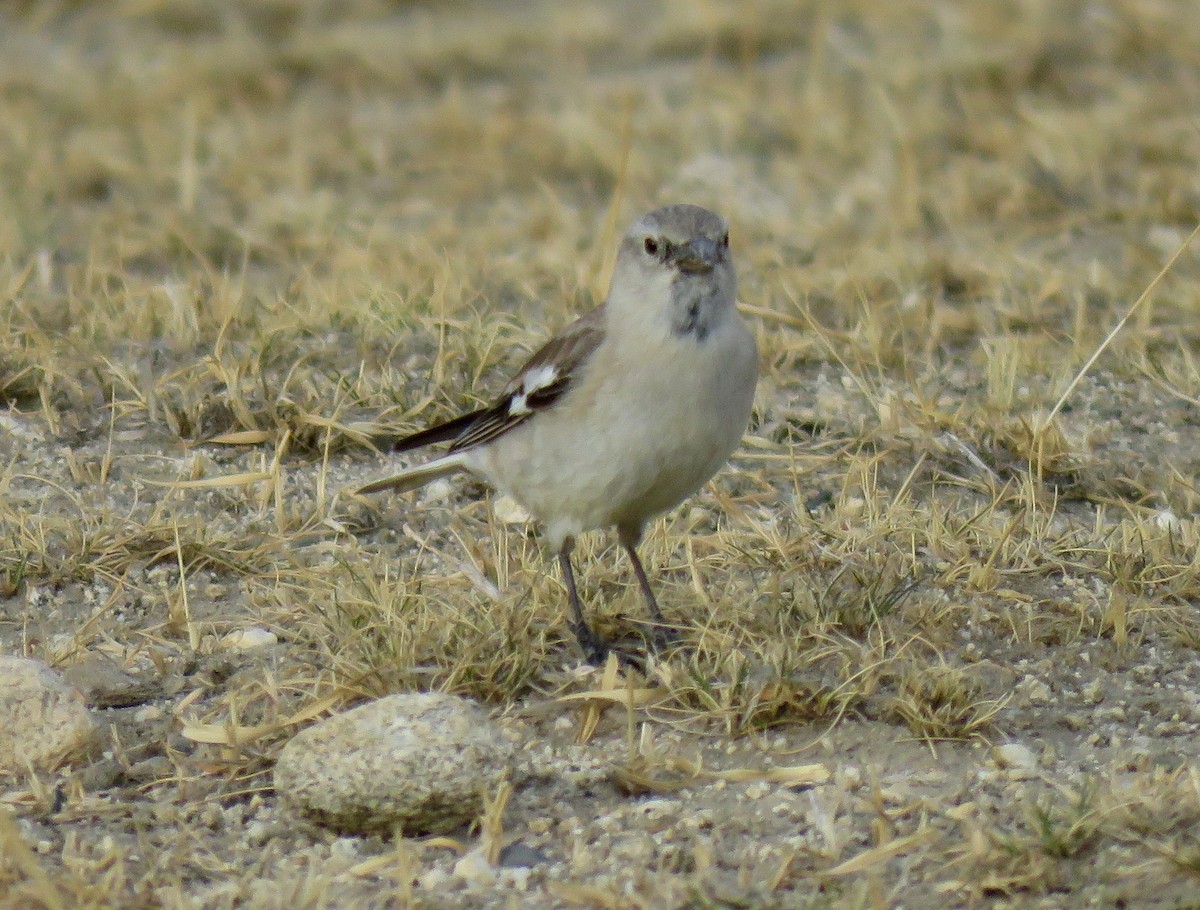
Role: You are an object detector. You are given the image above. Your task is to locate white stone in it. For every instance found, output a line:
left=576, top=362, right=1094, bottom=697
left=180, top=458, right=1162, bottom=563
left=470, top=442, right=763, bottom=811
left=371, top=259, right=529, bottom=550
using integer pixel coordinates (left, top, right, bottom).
left=492, top=495, right=531, bottom=525
left=453, top=847, right=497, bottom=887
left=274, top=692, right=515, bottom=834
left=419, top=867, right=453, bottom=891
left=993, top=743, right=1038, bottom=780
left=1014, top=675, right=1052, bottom=705
left=498, top=866, right=532, bottom=890
left=221, top=627, right=279, bottom=651
left=421, top=478, right=454, bottom=502
left=1155, top=510, right=1182, bottom=532
left=993, top=743, right=1036, bottom=769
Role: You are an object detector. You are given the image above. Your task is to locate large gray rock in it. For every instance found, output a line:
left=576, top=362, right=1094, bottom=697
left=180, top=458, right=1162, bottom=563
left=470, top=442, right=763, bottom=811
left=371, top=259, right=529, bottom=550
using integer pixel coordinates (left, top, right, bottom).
left=0, top=655, right=101, bottom=774
left=274, top=692, right=515, bottom=834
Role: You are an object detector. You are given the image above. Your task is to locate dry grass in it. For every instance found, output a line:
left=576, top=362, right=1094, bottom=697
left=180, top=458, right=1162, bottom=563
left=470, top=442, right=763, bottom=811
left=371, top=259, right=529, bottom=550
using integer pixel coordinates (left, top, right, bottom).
left=3, top=0, right=1200, bottom=906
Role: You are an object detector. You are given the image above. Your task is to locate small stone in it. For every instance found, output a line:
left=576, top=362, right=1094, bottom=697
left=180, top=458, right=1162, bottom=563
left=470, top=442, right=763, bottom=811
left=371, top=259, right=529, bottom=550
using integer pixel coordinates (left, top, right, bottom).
left=499, top=843, right=551, bottom=868
left=422, top=478, right=454, bottom=501
left=221, top=628, right=279, bottom=651
left=1014, top=675, right=1052, bottom=705
left=420, top=867, right=454, bottom=891
left=134, top=705, right=164, bottom=723
left=1081, top=679, right=1104, bottom=705
left=453, top=847, right=497, bottom=887
left=492, top=495, right=531, bottom=525
left=274, top=693, right=515, bottom=834
left=993, top=743, right=1038, bottom=779
left=993, top=743, right=1036, bottom=768
left=1063, top=713, right=1089, bottom=731
left=1155, top=509, right=1181, bottom=532
left=835, top=766, right=863, bottom=791
left=70, top=757, right=122, bottom=791
left=245, top=820, right=271, bottom=846
left=0, top=656, right=101, bottom=774
left=499, top=866, right=532, bottom=890
left=126, top=756, right=173, bottom=783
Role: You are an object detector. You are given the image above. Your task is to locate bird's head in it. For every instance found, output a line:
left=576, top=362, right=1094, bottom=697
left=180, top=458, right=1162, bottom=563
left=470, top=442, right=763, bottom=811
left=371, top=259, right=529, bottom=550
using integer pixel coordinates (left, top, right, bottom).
left=611, top=204, right=737, bottom=341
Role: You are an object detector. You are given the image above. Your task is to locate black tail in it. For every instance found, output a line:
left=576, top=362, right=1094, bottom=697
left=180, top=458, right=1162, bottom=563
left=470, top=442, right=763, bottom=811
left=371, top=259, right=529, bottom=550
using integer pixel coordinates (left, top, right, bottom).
left=393, top=408, right=487, bottom=453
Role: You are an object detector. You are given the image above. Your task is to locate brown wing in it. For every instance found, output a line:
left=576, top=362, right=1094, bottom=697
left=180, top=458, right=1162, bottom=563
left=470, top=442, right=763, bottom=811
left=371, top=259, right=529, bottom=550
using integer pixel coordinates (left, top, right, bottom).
left=447, top=306, right=606, bottom=451
left=391, top=306, right=607, bottom=455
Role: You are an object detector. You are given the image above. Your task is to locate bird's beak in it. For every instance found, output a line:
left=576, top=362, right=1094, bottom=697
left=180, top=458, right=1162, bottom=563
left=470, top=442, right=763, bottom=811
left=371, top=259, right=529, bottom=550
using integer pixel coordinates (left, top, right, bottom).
left=673, top=238, right=719, bottom=274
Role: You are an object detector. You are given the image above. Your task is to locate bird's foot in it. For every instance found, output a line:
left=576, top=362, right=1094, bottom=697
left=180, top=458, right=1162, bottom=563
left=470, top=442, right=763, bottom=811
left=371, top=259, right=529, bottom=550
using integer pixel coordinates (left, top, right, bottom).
left=571, top=620, right=687, bottom=669
left=647, top=622, right=686, bottom=657
left=571, top=621, right=612, bottom=667
left=571, top=622, right=658, bottom=672
left=650, top=623, right=684, bottom=653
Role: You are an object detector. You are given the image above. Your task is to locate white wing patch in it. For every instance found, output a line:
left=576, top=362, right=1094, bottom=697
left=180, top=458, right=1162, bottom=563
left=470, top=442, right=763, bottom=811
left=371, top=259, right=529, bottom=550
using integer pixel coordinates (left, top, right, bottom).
left=522, top=364, right=559, bottom=394
left=444, top=308, right=604, bottom=454
left=508, top=392, right=531, bottom=416
left=506, top=364, right=559, bottom=417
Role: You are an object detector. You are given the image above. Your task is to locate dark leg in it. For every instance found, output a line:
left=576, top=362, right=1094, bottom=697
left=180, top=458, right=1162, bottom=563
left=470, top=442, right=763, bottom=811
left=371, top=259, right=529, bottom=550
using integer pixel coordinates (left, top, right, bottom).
left=618, top=528, right=682, bottom=652
left=558, top=542, right=609, bottom=665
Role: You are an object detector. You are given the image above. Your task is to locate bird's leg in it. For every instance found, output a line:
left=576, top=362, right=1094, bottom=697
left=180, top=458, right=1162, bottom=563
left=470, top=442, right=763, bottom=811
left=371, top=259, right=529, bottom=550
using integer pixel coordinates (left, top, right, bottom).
left=618, top=529, right=682, bottom=653
left=558, top=541, right=609, bottom=665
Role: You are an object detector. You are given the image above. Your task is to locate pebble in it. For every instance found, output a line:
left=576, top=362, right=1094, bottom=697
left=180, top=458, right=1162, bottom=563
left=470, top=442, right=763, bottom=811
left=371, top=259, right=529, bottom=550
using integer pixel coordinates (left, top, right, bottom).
left=499, top=843, right=551, bottom=868
left=993, top=742, right=1038, bottom=780
left=0, top=655, right=101, bottom=774
left=126, top=756, right=173, bottom=783
left=220, top=628, right=279, bottom=651
left=499, top=866, right=533, bottom=890
left=420, top=867, right=454, bottom=891
left=1155, top=509, right=1181, bottom=532
left=835, top=766, right=863, bottom=791
left=274, top=692, right=515, bottom=834
left=134, top=705, right=164, bottom=723
left=421, top=478, right=454, bottom=501
left=1014, top=675, right=1052, bottom=705
left=1081, top=679, right=1105, bottom=705
left=453, top=847, right=498, bottom=887
left=492, top=495, right=531, bottom=525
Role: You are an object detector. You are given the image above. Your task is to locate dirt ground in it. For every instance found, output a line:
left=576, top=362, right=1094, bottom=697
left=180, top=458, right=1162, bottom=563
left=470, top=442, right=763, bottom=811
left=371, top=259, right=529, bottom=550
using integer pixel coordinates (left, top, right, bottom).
left=4, top=1, right=1200, bottom=907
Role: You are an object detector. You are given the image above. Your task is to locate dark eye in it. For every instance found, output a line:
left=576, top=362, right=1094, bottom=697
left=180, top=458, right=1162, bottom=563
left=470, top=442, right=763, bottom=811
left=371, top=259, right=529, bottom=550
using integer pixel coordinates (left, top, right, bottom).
left=721, top=232, right=729, bottom=248
left=643, top=237, right=659, bottom=256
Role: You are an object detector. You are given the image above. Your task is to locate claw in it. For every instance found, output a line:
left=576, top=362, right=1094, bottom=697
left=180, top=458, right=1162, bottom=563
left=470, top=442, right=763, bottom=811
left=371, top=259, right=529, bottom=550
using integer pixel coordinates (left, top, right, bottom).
left=571, top=621, right=611, bottom=666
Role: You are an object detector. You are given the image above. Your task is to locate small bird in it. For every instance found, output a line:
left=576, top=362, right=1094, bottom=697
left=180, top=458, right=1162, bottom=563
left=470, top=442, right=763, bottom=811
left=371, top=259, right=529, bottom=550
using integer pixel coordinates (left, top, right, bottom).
left=356, top=204, right=758, bottom=663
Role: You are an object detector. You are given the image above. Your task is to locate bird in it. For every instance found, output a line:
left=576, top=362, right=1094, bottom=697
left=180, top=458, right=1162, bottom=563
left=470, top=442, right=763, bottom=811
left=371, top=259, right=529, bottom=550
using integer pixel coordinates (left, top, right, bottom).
left=355, top=204, right=758, bottom=663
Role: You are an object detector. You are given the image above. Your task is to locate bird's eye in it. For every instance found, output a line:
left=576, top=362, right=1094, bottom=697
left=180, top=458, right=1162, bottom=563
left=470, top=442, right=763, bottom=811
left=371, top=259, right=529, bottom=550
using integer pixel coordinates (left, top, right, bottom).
left=721, top=232, right=730, bottom=248
left=643, top=237, right=659, bottom=256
